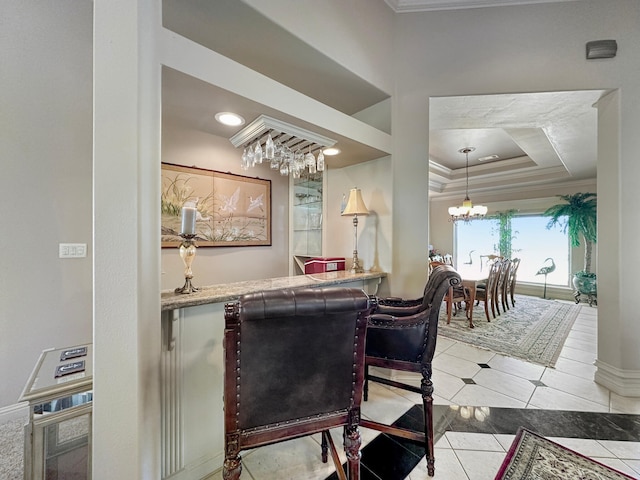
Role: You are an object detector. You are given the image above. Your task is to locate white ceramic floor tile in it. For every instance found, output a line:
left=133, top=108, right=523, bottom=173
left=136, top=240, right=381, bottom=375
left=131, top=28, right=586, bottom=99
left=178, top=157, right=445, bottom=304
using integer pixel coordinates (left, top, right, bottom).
left=486, top=353, right=545, bottom=381
left=444, top=432, right=504, bottom=451
left=528, top=385, right=610, bottom=412
left=472, top=368, right=536, bottom=403
left=494, top=434, right=517, bottom=451
left=407, top=448, right=470, bottom=480
left=610, top=392, right=640, bottom=414
left=435, top=336, right=457, bottom=354
left=553, top=355, right=597, bottom=381
left=433, top=353, right=482, bottom=378
left=408, top=448, right=470, bottom=480
left=241, top=436, right=337, bottom=480
left=440, top=341, right=496, bottom=364
left=540, top=368, right=610, bottom=407
left=549, top=437, right=616, bottom=457
left=590, top=457, right=640, bottom=477
left=558, top=344, right=597, bottom=364
left=563, top=335, right=597, bottom=353
left=360, top=381, right=415, bottom=425
left=450, top=384, right=526, bottom=409
left=456, top=450, right=507, bottom=480
left=566, top=329, right=597, bottom=343
left=621, top=458, right=640, bottom=477
left=598, top=440, right=640, bottom=460
left=431, top=369, right=466, bottom=401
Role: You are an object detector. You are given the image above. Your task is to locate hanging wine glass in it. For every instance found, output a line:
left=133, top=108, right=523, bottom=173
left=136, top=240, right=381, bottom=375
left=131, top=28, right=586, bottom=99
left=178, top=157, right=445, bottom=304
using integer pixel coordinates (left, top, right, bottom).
left=304, top=149, right=315, bottom=167
left=247, top=147, right=255, bottom=167
left=254, top=140, right=263, bottom=164
left=291, top=164, right=301, bottom=179
left=265, top=133, right=275, bottom=160
left=279, top=160, right=289, bottom=176
left=316, top=150, right=325, bottom=171
left=241, top=147, right=249, bottom=170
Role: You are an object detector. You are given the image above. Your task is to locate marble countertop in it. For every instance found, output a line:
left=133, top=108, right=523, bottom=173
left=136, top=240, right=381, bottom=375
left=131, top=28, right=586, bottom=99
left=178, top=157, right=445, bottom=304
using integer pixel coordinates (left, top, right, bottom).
left=161, top=270, right=387, bottom=311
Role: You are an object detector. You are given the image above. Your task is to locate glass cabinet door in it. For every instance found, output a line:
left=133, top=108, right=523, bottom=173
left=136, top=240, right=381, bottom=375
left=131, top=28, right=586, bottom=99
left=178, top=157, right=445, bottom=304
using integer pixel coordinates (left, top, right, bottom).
left=290, top=171, right=324, bottom=273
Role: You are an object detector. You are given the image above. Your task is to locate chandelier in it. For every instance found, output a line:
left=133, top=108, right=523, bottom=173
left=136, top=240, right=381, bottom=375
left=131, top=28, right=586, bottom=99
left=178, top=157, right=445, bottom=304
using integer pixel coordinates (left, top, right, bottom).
left=229, top=115, right=337, bottom=178
left=448, top=147, right=488, bottom=223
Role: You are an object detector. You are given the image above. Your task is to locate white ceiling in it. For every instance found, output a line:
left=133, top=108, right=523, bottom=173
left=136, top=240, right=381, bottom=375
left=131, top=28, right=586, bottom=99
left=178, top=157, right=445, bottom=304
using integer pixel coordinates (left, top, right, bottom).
left=162, top=0, right=603, bottom=194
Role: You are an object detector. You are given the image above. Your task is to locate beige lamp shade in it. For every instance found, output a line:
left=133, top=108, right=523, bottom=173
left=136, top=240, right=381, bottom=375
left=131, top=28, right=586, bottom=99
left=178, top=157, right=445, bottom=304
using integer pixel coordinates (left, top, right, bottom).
left=341, top=188, right=369, bottom=216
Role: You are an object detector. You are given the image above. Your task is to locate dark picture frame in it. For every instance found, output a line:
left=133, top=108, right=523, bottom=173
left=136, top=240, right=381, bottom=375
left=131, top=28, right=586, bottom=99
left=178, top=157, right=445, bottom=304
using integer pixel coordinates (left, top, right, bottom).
left=161, top=163, right=271, bottom=247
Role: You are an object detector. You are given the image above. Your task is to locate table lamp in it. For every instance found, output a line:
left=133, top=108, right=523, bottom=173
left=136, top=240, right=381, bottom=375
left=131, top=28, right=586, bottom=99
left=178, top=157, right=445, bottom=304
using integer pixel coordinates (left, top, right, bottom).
left=341, top=188, right=369, bottom=273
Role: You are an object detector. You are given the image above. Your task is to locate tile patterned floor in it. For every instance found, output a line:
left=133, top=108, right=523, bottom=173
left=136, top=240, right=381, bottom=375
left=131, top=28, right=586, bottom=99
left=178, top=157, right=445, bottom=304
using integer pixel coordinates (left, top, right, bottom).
left=208, top=302, right=640, bottom=479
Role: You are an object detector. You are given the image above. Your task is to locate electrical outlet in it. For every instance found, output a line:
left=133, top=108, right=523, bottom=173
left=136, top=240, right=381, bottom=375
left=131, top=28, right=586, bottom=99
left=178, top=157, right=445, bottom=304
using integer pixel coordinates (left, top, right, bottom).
left=59, top=243, right=87, bottom=258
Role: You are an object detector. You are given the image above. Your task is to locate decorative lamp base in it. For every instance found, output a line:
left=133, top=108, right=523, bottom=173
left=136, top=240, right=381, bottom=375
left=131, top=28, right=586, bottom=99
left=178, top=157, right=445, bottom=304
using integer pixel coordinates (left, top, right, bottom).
left=175, top=234, right=199, bottom=294
left=350, top=251, right=364, bottom=274
left=175, top=277, right=199, bottom=294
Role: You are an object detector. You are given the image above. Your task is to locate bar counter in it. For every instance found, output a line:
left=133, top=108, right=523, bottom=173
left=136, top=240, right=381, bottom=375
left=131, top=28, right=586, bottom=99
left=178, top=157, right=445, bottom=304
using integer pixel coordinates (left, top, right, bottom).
left=161, top=270, right=387, bottom=311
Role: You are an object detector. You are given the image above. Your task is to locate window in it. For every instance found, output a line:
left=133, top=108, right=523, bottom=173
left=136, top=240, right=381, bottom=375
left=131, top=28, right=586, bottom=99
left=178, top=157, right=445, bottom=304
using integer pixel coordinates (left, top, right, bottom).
left=455, top=215, right=570, bottom=286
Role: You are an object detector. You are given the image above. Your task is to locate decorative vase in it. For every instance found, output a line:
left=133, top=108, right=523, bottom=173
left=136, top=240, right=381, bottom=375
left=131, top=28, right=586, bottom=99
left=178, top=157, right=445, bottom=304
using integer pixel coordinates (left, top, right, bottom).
left=572, top=272, right=597, bottom=306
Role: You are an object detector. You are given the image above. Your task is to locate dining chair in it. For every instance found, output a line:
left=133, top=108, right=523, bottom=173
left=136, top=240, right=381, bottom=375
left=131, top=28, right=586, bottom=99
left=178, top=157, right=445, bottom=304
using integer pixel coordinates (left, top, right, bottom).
left=474, top=259, right=501, bottom=322
left=362, top=264, right=462, bottom=476
left=496, top=258, right=512, bottom=314
left=430, top=261, right=469, bottom=323
left=508, top=258, right=521, bottom=308
left=222, top=287, right=375, bottom=480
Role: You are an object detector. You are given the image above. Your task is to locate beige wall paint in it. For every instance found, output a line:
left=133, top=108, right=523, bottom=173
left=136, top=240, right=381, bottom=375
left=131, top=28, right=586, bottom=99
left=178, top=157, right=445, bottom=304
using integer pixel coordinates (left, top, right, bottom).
left=0, top=0, right=93, bottom=409
left=160, top=125, right=290, bottom=289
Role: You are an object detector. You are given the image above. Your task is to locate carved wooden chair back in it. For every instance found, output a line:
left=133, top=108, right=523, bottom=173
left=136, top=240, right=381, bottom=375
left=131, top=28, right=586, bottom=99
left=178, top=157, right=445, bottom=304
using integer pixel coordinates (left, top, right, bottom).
left=223, top=287, right=374, bottom=480
left=362, top=264, right=462, bottom=476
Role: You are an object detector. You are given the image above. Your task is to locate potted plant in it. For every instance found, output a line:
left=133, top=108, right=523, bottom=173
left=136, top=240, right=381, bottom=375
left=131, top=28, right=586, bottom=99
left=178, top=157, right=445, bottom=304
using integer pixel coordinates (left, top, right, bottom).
left=543, top=192, right=597, bottom=305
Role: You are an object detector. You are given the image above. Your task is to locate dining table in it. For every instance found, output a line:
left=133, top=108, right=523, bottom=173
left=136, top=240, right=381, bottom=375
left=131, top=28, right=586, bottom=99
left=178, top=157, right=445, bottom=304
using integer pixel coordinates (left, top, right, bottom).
left=457, top=270, right=488, bottom=329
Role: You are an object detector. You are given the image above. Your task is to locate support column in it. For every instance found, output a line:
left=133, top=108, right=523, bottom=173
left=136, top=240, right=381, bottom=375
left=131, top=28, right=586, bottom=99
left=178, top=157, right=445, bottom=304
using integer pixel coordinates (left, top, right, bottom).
left=594, top=90, right=640, bottom=397
left=93, top=0, right=162, bottom=478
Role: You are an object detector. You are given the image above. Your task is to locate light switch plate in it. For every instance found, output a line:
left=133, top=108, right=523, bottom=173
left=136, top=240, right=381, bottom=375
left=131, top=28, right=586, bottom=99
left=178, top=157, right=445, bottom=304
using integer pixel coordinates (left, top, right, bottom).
left=59, top=243, right=87, bottom=258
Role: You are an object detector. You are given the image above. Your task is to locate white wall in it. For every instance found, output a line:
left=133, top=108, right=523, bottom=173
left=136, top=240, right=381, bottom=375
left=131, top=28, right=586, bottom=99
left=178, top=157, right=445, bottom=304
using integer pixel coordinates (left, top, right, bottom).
left=0, top=0, right=93, bottom=409
left=392, top=0, right=640, bottom=388
left=160, top=125, right=290, bottom=288
left=327, top=156, right=393, bottom=276
left=244, top=0, right=395, bottom=95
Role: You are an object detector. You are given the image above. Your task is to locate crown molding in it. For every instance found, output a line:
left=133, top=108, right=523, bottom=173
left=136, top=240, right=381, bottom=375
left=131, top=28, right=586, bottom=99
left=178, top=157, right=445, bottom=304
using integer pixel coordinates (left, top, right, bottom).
left=384, top=0, right=581, bottom=13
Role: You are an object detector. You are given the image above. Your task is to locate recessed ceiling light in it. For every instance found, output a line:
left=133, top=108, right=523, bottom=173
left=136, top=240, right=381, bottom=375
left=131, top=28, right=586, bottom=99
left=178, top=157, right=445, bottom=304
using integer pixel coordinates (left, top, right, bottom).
left=215, top=112, right=245, bottom=127
left=478, top=154, right=499, bottom=161
left=323, top=147, right=340, bottom=156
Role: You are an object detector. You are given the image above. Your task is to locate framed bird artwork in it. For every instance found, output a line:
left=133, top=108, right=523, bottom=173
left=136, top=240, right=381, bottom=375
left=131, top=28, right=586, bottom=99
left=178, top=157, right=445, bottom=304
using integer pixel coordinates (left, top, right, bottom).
left=161, top=163, right=271, bottom=247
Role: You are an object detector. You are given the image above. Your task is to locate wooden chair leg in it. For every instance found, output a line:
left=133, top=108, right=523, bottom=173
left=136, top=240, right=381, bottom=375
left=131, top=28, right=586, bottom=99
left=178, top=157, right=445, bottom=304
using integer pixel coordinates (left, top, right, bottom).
left=344, top=425, right=361, bottom=480
left=223, top=454, right=242, bottom=480
left=421, top=364, right=435, bottom=477
left=321, top=430, right=329, bottom=463
left=363, top=364, right=369, bottom=401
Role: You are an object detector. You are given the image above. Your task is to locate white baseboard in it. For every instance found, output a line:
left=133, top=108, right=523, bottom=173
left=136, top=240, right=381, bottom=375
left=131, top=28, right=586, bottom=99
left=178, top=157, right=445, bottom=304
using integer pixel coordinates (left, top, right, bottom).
left=163, top=451, right=223, bottom=480
left=594, top=360, right=640, bottom=397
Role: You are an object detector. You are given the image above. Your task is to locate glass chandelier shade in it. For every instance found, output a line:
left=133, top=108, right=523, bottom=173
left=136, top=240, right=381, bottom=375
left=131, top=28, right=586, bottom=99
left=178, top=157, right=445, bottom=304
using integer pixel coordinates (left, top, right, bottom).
left=449, top=147, right=488, bottom=223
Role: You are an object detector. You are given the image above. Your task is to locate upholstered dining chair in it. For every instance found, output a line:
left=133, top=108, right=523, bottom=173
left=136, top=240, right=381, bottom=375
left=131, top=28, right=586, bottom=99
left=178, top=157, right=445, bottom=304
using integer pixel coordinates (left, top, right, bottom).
left=508, top=258, right=521, bottom=308
left=362, top=264, right=462, bottom=477
left=496, top=258, right=512, bottom=314
left=430, top=261, right=470, bottom=323
left=222, top=287, right=375, bottom=480
left=474, top=259, right=502, bottom=322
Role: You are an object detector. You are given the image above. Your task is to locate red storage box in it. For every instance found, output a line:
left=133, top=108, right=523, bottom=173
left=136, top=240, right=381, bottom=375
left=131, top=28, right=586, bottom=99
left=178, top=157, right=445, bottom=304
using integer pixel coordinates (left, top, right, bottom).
left=304, top=257, right=346, bottom=274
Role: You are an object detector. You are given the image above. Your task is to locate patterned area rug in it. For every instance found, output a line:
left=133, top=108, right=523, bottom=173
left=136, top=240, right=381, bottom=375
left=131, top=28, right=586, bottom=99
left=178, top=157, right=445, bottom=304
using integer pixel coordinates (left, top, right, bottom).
left=495, top=427, right=636, bottom=479
left=438, top=295, right=581, bottom=367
